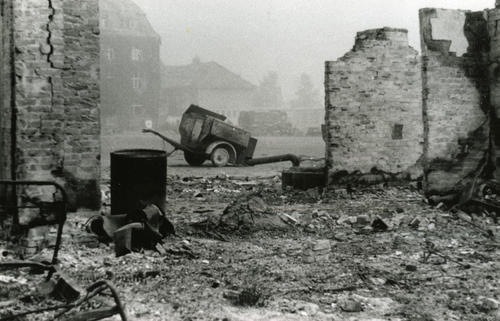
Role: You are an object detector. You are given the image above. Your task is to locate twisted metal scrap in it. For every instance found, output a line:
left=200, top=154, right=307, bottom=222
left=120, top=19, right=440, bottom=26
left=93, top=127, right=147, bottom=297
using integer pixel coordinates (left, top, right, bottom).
left=0, top=181, right=127, bottom=321
left=0, top=280, right=127, bottom=321
left=422, top=240, right=471, bottom=268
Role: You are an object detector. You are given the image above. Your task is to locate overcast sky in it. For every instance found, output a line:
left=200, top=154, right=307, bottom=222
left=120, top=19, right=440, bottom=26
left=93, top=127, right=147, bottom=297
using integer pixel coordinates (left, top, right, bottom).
left=132, top=0, right=493, bottom=100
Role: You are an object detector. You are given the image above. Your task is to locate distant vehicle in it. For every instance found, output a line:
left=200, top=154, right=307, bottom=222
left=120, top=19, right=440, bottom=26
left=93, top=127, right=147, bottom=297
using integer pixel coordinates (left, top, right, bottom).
left=143, top=104, right=300, bottom=167
left=305, top=126, right=322, bottom=136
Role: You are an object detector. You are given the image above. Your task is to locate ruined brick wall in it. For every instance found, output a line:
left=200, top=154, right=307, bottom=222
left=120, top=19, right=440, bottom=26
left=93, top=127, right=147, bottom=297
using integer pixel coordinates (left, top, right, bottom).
left=325, top=28, right=423, bottom=177
left=420, top=8, right=491, bottom=197
left=7, top=0, right=100, bottom=209
left=12, top=0, right=66, bottom=188
left=0, top=0, right=13, bottom=180
left=488, top=5, right=500, bottom=179
left=61, top=0, right=101, bottom=207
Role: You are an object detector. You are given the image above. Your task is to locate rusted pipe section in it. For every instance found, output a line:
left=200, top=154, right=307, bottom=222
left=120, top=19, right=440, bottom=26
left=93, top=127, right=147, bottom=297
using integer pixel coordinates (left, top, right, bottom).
left=245, top=154, right=301, bottom=167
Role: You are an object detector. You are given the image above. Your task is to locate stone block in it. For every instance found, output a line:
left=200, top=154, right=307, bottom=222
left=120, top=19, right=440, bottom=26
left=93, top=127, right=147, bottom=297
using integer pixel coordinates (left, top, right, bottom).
left=312, top=239, right=331, bottom=251
left=303, top=239, right=332, bottom=263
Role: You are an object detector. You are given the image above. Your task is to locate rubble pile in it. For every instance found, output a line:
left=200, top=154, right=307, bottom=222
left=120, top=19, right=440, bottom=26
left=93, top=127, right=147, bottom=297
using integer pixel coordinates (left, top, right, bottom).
left=1, top=175, right=499, bottom=321
left=218, top=194, right=289, bottom=232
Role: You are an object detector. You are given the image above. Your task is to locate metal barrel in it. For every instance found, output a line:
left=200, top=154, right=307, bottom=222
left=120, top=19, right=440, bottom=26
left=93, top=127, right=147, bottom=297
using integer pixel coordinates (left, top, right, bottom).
left=110, top=149, right=167, bottom=215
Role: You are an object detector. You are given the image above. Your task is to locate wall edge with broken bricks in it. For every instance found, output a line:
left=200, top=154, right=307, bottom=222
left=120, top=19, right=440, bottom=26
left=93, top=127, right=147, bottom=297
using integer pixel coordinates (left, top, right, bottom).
left=0, top=0, right=100, bottom=254
left=324, top=27, right=424, bottom=187
left=324, top=3, right=500, bottom=203
left=9, top=0, right=100, bottom=209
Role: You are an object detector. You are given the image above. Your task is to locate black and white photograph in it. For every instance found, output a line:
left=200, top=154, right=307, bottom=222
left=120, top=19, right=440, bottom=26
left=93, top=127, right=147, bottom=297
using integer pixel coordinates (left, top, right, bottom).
left=0, top=0, right=499, bottom=320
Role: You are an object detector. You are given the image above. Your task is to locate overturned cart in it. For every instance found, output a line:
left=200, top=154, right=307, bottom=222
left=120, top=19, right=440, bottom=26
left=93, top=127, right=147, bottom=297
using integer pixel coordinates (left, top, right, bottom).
left=143, top=105, right=301, bottom=167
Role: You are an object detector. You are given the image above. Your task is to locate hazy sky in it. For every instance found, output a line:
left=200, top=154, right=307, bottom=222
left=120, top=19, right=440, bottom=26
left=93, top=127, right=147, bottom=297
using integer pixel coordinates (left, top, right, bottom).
left=132, top=0, right=493, bottom=99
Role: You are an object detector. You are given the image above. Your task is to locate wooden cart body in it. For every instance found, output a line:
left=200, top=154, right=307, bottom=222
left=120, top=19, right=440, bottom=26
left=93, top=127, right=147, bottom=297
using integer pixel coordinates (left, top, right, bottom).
left=178, top=105, right=257, bottom=165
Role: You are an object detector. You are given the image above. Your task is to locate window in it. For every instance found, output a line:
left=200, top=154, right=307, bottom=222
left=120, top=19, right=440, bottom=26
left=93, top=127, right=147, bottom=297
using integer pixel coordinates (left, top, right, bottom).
left=104, top=48, right=115, bottom=61
left=132, top=73, right=145, bottom=90
left=392, top=124, right=403, bottom=140
left=131, top=48, right=143, bottom=61
left=131, top=104, right=145, bottom=116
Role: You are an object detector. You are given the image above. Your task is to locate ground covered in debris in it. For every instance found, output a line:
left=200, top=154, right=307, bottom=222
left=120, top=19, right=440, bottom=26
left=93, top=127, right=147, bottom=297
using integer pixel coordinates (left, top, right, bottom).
left=2, top=175, right=500, bottom=321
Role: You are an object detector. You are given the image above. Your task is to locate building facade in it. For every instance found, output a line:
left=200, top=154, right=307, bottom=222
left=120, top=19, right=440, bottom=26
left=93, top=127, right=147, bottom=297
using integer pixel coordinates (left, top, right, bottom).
left=100, top=0, right=161, bottom=132
left=161, top=59, right=257, bottom=124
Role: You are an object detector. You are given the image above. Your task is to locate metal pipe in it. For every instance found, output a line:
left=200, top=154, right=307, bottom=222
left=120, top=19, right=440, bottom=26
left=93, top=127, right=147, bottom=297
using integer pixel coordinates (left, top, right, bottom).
left=245, top=154, right=301, bottom=167
left=0, top=261, right=55, bottom=272
left=142, top=128, right=191, bottom=152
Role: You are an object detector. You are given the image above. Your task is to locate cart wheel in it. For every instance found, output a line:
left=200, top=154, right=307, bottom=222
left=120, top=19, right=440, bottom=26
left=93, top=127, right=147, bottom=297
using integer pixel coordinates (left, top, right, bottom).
left=184, top=152, right=206, bottom=166
left=211, top=147, right=230, bottom=167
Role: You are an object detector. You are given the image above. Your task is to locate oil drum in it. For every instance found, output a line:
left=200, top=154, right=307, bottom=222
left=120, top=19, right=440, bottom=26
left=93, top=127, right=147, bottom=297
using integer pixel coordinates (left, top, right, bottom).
left=110, top=149, right=166, bottom=215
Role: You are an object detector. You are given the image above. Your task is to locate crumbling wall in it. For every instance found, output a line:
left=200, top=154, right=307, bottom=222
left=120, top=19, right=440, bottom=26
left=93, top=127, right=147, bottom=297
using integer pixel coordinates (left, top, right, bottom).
left=325, top=28, right=423, bottom=177
left=9, top=0, right=100, bottom=209
left=488, top=4, right=500, bottom=180
left=0, top=0, right=13, bottom=181
left=420, top=8, right=491, bottom=198
left=61, top=0, right=101, bottom=208
left=0, top=0, right=100, bottom=252
left=12, top=0, right=66, bottom=197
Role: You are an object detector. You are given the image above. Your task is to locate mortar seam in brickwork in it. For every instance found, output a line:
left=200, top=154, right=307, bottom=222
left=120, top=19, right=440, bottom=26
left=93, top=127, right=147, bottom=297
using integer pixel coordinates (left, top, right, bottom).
left=45, top=0, right=55, bottom=68
left=48, top=76, right=54, bottom=110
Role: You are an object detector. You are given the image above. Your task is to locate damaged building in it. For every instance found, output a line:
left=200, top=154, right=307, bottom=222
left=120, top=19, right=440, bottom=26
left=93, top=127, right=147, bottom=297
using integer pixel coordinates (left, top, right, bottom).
left=2, top=1, right=500, bottom=319
left=0, top=0, right=100, bottom=215
left=325, top=27, right=423, bottom=176
left=325, top=2, right=500, bottom=202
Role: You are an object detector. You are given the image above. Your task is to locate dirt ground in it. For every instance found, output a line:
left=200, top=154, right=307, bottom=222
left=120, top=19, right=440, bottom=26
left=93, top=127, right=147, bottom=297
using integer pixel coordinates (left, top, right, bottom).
left=1, top=136, right=500, bottom=321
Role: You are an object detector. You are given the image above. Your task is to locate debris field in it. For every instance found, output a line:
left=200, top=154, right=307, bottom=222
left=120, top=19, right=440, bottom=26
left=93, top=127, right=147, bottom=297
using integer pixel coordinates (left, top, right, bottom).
left=1, top=174, right=499, bottom=321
